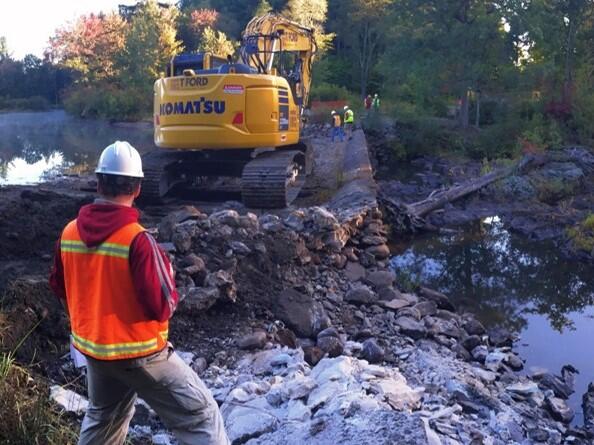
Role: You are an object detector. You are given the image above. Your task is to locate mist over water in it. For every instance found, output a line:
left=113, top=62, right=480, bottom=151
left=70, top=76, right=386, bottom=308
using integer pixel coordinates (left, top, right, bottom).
left=0, top=110, right=155, bottom=185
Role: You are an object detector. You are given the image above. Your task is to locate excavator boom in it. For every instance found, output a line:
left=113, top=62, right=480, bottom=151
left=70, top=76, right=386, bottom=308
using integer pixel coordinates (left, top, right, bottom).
left=241, top=13, right=317, bottom=109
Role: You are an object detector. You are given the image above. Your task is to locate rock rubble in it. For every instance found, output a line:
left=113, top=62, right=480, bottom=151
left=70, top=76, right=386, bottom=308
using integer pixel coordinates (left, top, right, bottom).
left=43, top=189, right=594, bottom=444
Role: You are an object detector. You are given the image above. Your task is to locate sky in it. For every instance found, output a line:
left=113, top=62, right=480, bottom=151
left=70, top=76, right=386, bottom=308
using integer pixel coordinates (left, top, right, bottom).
left=0, top=1, right=174, bottom=60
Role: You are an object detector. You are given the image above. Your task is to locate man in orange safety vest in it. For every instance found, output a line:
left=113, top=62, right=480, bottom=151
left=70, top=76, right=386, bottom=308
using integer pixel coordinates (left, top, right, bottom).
left=50, top=141, right=229, bottom=445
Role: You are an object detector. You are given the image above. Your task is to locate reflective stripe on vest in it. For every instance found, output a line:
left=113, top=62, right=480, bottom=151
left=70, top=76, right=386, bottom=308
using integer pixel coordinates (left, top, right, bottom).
left=71, top=331, right=165, bottom=359
left=61, top=220, right=169, bottom=361
left=60, top=240, right=130, bottom=259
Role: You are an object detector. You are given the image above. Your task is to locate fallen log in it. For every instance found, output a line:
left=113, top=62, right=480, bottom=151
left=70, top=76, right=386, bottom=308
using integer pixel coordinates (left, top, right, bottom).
left=379, top=154, right=539, bottom=234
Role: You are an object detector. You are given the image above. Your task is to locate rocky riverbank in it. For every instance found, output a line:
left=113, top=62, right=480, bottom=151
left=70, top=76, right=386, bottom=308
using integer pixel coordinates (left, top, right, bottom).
left=369, top=126, right=594, bottom=263
left=2, top=130, right=594, bottom=444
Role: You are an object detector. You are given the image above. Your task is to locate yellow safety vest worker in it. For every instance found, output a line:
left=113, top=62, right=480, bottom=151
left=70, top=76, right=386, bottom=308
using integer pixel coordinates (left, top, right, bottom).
left=345, top=109, right=354, bottom=124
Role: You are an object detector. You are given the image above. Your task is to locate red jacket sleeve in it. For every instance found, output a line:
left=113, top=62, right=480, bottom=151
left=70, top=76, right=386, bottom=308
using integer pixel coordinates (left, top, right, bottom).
left=49, top=240, right=67, bottom=301
left=130, top=232, right=179, bottom=322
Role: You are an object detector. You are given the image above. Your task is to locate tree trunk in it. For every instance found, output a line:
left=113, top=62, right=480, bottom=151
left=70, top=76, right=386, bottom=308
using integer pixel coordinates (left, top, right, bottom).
left=459, top=89, right=470, bottom=128
left=475, top=91, right=480, bottom=128
left=379, top=155, right=539, bottom=233
left=359, top=22, right=370, bottom=97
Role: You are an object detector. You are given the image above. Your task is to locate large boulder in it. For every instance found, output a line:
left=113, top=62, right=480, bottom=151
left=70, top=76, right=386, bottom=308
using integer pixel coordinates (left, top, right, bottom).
left=361, top=338, right=385, bottom=363
left=274, top=288, right=330, bottom=338
left=364, top=270, right=396, bottom=289
left=158, top=206, right=204, bottom=241
left=344, top=262, right=366, bottom=282
left=529, top=161, right=584, bottom=203
left=395, top=317, right=426, bottom=340
left=345, top=285, right=377, bottom=305
left=583, top=383, right=594, bottom=435
left=209, top=209, right=240, bottom=227
left=222, top=405, right=278, bottom=444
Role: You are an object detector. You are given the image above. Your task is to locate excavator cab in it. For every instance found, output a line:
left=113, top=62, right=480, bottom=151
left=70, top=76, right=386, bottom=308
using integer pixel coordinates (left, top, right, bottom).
left=144, top=14, right=317, bottom=208
left=166, top=53, right=228, bottom=76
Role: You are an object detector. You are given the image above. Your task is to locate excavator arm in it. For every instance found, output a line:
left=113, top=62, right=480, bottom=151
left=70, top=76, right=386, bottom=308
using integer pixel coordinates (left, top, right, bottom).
left=240, top=13, right=317, bottom=111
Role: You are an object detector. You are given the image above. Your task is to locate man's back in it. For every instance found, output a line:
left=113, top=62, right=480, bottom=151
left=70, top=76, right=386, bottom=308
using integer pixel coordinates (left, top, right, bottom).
left=50, top=141, right=229, bottom=445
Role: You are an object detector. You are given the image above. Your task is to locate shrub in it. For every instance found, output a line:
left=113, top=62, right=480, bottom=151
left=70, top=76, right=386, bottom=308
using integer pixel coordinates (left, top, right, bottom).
left=64, top=84, right=151, bottom=121
left=0, top=311, right=76, bottom=445
left=310, top=82, right=351, bottom=102
left=567, top=214, right=594, bottom=254
left=0, top=96, right=50, bottom=111
left=583, top=214, right=594, bottom=231
left=571, top=91, right=594, bottom=145
left=518, top=113, right=563, bottom=152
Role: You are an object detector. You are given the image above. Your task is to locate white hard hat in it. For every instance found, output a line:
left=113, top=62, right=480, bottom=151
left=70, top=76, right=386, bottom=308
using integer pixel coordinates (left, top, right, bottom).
left=331, top=110, right=336, bottom=114
left=343, top=105, right=349, bottom=110
left=95, top=141, right=144, bottom=178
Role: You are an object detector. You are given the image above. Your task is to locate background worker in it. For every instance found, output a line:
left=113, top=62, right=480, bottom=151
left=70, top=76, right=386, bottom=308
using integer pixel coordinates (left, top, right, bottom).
left=372, top=93, right=381, bottom=111
left=364, top=94, right=372, bottom=111
left=330, top=110, right=344, bottom=142
left=343, top=105, right=354, bottom=140
left=49, top=141, right=229, bottom=445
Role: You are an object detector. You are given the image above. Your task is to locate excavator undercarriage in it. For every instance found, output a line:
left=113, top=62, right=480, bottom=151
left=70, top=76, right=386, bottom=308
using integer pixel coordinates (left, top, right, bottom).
left=140, top=141, right=312, bottom=208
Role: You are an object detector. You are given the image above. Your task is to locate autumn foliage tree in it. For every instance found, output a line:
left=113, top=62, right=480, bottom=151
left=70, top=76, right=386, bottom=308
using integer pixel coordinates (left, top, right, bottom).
left=47, top=13, right=126, bottom=83
left=190, top=8, right=219, bottom=32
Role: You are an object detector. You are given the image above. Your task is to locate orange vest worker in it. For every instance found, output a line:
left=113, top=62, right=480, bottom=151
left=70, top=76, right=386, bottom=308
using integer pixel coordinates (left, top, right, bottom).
left=61, top=219, right=168, bottom=360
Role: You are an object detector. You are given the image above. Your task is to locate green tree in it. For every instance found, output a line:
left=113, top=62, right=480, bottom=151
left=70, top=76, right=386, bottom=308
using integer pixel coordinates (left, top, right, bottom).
left=117, top=0, right=183, bottom=90
left=331, top=0, right=392, bottom=97
left=198, top=27, right=237, bottom=57
left=0, top=37, right=9, bottom=62
left=382, top=0, right=512, bottom=127
left=254, top=0, right=273, bottom=16
left=284, top=0, right=334, bottom=53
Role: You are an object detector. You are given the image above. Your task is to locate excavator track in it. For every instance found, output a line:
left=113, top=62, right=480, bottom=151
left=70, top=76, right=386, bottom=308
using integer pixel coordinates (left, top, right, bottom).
left=139, top=150, right=180, bottom=204
left=241, top=150, right=306, bottom=208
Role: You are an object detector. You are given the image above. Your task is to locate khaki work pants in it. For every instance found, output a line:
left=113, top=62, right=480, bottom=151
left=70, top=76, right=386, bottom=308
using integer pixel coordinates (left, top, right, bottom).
left=78, top=344, right=230, bottom=445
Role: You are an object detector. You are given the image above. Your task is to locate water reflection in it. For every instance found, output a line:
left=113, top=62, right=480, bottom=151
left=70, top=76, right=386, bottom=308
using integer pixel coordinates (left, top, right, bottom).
left=391, top=218, right=594, bottom=422
left=0, top=110, right=155, bottom=184
left=390, top=217, right=594, bottom=334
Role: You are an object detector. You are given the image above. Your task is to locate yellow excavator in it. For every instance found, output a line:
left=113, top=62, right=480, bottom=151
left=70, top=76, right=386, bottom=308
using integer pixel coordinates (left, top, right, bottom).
left=141, top=13, right=317, bottom=208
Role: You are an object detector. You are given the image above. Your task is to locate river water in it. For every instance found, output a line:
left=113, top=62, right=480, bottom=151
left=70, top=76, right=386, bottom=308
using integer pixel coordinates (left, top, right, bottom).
left=391, top=216, right=594, bottom=423
left=0, top=110, right=155, bottom=185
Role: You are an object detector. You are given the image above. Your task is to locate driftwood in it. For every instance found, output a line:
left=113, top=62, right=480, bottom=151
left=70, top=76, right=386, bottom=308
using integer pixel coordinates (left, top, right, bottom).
left=379, top=155, right=539, bottom=234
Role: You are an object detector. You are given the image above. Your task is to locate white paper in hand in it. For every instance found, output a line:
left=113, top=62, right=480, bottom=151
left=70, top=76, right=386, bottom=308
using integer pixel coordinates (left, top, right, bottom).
left=70, top=339, right=88, bottom=368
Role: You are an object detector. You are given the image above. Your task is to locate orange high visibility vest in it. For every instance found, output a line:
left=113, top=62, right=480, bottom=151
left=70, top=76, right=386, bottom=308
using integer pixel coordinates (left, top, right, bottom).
left=60, top=220, right=168, bottom=360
